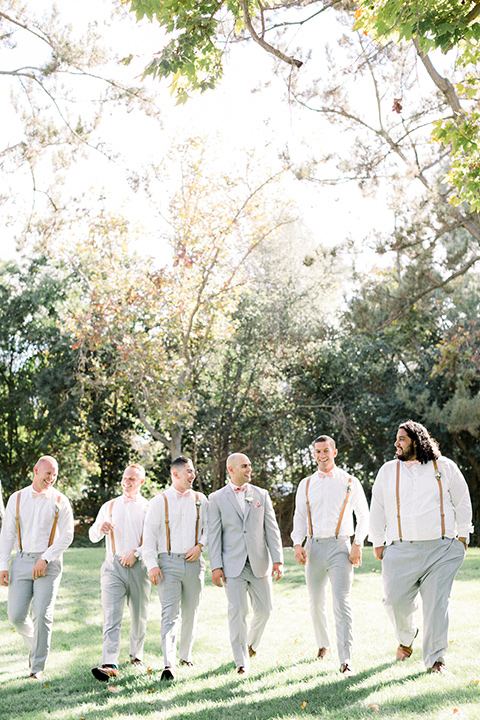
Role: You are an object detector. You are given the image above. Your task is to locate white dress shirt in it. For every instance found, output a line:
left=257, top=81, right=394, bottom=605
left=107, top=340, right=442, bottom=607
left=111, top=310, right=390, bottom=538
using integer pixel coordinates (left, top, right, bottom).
left=369, top=456, right=473, bottom=547
left=142, top=486, right=208, bottom=571
left=230, top=481, right=248, bottom=514
left=291, top=467, right=369, bottom=546
left=89, top=494, right=149, bottom=557
left=0, top=485, right=74, bottom=570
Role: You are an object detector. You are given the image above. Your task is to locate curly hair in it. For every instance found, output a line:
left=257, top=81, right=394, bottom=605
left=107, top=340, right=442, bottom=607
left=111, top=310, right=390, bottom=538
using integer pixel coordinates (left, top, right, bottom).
left=398, top=420, right=441, bottom=464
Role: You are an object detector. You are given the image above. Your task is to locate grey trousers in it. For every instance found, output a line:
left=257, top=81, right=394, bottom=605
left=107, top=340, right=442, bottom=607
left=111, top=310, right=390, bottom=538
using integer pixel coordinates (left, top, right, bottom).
left=224, top=560, right=273, bottom=670
left=8, top=552, right=63, bottom=674
left=100, top=555, right=151, bottom=665
left=305, top=536, right=354, bottom=665
left=381, top=537, right=466, bottom=668
left=156, top=553, right=205, bottom=669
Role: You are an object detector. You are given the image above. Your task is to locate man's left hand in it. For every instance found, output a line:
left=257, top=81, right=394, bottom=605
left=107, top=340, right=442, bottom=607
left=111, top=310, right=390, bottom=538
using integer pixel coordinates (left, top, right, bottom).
left=185, top=544, right=202, bottom=562
left=272, top=562, right=283, bottom=582
left=120, top=550, right=137, bottom=567
left=349, top=544, right=362, bottom=568
left=32, top=558, right=48, bottom=580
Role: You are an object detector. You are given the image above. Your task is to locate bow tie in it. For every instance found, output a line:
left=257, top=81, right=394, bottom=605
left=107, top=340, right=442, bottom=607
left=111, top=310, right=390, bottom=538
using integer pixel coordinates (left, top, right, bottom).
left=318, top=470, right=334, bottom=478
left=31, top=490, right=48, bottom=498
left=404, top=460, right=422, bottom=468
left=177, top=490, right=192, bottom=499
left=233, top=485, right=247, bottom=493
left=123, top=495, right=138, bottom=503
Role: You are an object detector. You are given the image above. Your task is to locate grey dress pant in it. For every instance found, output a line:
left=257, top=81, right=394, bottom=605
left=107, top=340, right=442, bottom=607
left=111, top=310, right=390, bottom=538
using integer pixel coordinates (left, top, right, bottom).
left=305, top=537, right=354, bottom=665
left=156, top=552, right=205, bottom=669
left=224, top=559, right=273, bottom=671
left=381, top=537, right=466, bottom=668
left=101, top=554, right=151, bottom=665
left=8, top=552, right=63, bottom=674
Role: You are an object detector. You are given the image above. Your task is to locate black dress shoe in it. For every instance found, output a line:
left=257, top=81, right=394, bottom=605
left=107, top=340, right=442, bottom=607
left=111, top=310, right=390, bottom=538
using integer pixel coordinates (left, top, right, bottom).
left=92, top=665, right=119, bottom=681
left=161, top=668, right=174, bottom=681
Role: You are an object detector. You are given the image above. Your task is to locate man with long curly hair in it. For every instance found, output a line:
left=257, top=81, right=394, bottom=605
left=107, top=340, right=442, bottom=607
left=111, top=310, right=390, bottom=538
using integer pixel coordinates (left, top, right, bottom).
left=369, top=420, right=473, bottom=675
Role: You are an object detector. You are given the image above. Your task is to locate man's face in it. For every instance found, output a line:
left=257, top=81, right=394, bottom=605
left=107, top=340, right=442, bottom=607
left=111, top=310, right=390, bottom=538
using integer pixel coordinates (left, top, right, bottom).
left=395, top=429, right=416, bottom=461
left=121, top=467, right=145, bottom=497
left=33, top=459, right=58, bottom=493
left=172, top=460, right=196, bottom=493
left=228, top=454, right=252, bottom=487
left=313, top=442, right=337, bottom=472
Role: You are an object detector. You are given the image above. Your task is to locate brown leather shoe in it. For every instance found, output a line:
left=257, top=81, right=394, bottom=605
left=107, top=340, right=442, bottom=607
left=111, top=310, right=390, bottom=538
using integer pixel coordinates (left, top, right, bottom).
left=92, top=665, right=119, bottom=681
left=237, top=666, right=247, bottom=676
left=340, top=663, right=355, bottom=677
left=130, top=658, right=143, bottom=666
left=180, top=660, right=193, bottom=666
left=28, top=672, right=43, bottom=681
left=248, top=645, right=256, bottom=658
left=428, top=660, right=449, bottom=675
left=396, top=643, right=413, bottom=661
left=317, top=647, right=330, bottom=659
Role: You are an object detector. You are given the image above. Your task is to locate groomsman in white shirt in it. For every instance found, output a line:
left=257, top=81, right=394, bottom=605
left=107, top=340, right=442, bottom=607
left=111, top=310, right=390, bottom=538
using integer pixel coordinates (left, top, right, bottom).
left=0, top=455, right=74, bottom=680
left=291, top=435, right=369, bottom=677
left=89, top=463, right=150, bottom=681
left=142, top=456, right=208, bottom=681
left=370, top=420, right=473, bottom=674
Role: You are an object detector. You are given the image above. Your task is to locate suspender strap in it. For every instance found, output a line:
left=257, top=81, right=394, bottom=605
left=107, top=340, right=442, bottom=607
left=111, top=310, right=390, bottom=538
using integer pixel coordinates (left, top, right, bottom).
left=334, top=478, right=352, bottom=539
left=47, top=494, right=62, bottom=547
left=434, top=459, right=445, bottom=538
left=396, top=460, right=403, bottom=541
left=305, top=476, right=313, bottom=538
left=109, top=500, right=116, bottom=555
left=16, top=491, right=23, bottom=551
left=396, top=460, right=445, bottom=541
left=163, top=493, right=171, bottom=554
left=194, top=493, right=200, bottom=546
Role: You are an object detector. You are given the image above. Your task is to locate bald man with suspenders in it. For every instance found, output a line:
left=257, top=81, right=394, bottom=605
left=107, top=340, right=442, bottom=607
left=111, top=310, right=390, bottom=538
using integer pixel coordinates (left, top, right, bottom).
left=142, top=456, right=208, bottom=681
left=0, top=456, right=74, bottom=680
left=292, top=435, right=369, bottom=677
left=89, top=464, right=150, bottom=681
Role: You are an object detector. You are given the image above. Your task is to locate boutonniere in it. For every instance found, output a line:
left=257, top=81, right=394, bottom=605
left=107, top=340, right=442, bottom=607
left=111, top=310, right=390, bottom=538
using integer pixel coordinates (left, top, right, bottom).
left=245, top=496, right=253, bottom=504
left=435, top=470, right=442, bottom=481
left=195, top=498, right=201, bottom=507
left=253, top=502, right=261, bottom=509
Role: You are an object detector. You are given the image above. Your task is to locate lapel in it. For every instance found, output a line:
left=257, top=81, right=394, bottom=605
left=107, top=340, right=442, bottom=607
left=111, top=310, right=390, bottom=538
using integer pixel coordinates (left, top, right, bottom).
left=225, top=484, right=244, bottom=521
left=243, top=485, right=254, bottom=524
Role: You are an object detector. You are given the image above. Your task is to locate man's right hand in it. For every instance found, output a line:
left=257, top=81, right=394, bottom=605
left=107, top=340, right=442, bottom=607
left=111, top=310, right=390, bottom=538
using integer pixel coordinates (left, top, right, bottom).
left=294, top=544, right=307, bottom=566
left=373, top=546, right=384, bottom=560
left=100, top=521, right=115, bottom=535
left=148, top=567, right=163, bottom=585
left=212, top=568, right=225, bottom=587
left=0, top=570, right=9, bottom=587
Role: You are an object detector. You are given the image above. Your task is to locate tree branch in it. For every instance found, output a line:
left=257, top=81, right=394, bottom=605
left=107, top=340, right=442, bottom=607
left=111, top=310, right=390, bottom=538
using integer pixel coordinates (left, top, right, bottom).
left=239, top=0, right=303, bottom=69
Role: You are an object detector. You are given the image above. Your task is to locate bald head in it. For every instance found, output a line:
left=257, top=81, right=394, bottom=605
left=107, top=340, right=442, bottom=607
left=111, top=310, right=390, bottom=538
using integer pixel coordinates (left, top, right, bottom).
left=227, top=453, right=252, bottom=487
left=33, top=456, right=58, bottom=493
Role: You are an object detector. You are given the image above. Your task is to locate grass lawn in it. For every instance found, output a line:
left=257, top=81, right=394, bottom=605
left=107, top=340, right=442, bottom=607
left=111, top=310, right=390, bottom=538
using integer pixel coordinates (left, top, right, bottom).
left=0, top=546, right=479, bottom=720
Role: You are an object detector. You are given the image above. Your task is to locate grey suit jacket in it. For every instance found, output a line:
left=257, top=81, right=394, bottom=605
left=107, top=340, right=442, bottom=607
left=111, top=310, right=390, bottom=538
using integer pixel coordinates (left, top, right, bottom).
left=208, top=483, right=283, bottom=579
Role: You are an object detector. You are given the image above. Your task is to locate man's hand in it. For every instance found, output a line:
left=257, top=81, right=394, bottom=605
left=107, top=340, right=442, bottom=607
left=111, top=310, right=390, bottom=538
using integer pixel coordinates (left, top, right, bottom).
left=100, top=521, right=115, bottom=535
left=373, top=546, right=384, bottom=560
left=32, top=558, right=48, bottom=580
left=0, top=570, right=9, bottom=587
left=212, top=568, right=225, bottom=587
left=458, top=537, right=468, bottom=551
left=148, top=567, right=163, bottom=585
left=294, top=544, right=307, bottom=566
left=185, top=544, right=202, bottom=562
left=272, top=562, right=283, bottom=581
left=349, top=544, right=362, bottom=568
left=120, top=550, right=137, bottom=567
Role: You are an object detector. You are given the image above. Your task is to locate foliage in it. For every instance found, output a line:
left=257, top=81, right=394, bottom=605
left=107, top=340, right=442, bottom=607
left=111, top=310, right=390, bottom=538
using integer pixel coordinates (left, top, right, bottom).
left=0, top=257, right=84, bottom=496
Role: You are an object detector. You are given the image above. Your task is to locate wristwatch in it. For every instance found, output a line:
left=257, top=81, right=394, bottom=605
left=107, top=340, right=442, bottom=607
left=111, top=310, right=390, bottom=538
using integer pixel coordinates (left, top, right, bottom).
left=133, top=549, right=140, bottom=559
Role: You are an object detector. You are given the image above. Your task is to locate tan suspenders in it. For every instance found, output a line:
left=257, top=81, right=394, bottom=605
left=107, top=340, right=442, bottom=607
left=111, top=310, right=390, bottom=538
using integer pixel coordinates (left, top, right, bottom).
left=395, top=459, right=446, bottom=541
left=304, top=474, right=352, bottom=540
left=15, top=489, right=61, bottom=552
left=162, top=492, right=200, bottom=554
left=108, top=499, right=144, bottom=556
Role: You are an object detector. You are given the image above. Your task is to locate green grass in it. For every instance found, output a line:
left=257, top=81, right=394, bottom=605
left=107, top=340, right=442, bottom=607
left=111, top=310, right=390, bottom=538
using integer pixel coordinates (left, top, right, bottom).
left=0, top=547, right=479, bottom=720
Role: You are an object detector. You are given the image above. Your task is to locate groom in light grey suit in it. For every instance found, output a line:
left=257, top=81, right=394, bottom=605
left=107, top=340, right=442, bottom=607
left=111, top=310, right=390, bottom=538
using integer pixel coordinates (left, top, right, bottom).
left=208, top=453, right=283, bottom=675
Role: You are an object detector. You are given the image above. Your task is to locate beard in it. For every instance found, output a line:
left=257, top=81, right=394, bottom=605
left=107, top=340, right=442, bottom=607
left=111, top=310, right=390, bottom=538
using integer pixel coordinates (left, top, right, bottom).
left=397, top=445, right=416, bottom=462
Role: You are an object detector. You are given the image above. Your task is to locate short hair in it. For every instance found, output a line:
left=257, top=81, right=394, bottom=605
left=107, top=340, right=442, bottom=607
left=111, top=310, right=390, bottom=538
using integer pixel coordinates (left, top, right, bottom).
left=313, top=435, right=336, bottom=449
left=124, top=463, right=146, bottom=479
left=170, top=456, right=192, bottom=471
left=398, top=420, right=440, bottom=464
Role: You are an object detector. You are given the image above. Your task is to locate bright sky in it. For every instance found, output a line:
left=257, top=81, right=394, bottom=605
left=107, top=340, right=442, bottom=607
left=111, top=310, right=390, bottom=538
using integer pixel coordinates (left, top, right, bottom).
left=0, top=0, right=394, bottom=266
